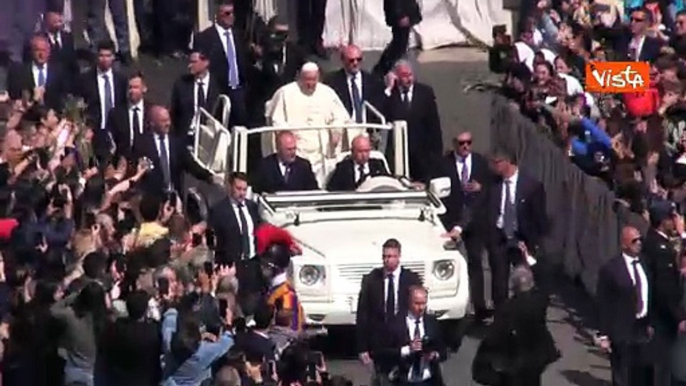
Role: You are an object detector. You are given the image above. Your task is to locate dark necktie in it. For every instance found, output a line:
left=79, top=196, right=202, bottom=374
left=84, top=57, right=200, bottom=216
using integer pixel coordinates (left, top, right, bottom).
left=283, top=163, right=292, bottom=184
left=402, top=89, right=411, bottom=111
left=412, top=318, right=422, bottom=378
left=132, top=107, right=141, bottom=139
left=103, top=74, right=114, bottom=126
left=460, top=159, right=469, bottom=184
left=385, top=273, right=395, bottom=320
left=197, top=81, right=206, bottom=109
left=157, top=134, right=172, bottom=189
left=350, top=75, right=363, bottom=123
left=53, top=33, right=61, bottom=50
left=237, top=202, right=251, bottom=258
left=503, top=180, right=516, bottom=239
left=225, top=31, right=239, bottom=88
left=356, top=164, right=366, bottom=186
left=632, top=259, right=644, bottom=315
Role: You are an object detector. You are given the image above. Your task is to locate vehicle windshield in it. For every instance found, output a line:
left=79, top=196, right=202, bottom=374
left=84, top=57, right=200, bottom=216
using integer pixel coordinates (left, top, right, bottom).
left=260, top=190, right=440, bottom=212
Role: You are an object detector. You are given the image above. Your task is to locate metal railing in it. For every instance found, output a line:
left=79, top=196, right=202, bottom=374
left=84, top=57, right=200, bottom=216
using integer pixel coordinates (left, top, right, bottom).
left=191, top=95, right=232, bottom=173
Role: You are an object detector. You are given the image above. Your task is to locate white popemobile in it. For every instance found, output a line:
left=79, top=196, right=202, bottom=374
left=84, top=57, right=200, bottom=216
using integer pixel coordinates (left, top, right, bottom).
left=191, top=102, right=469, bottom=328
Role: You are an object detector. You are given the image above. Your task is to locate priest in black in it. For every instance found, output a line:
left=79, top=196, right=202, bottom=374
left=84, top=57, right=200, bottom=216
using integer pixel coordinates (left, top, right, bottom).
left=252, top=131, right=318, bottom=193
left=327, top=135, right=390, bottom=191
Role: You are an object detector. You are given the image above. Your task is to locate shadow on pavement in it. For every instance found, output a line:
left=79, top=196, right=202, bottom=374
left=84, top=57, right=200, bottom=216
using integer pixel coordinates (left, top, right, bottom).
left=560, top=369, right=612, bottom=386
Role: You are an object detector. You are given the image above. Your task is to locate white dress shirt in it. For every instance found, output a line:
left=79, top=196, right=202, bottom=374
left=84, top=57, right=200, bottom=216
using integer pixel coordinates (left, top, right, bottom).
left=353, top=161, right=371, bottom=183
left=232, top=200, right=256, bottom=258
left=497, top=169, right=519, bottom=229
left=384, top=265, right=401, bottom=314
left=622, top=253, right=649, bottom=319
left=402, top=84, right=415, bottom=103
left=49, top=31, right=62, bottom=48
left=349, top=72, right=363, bottom=118
left=455, top=153, right=472, bottom=181
left=128, top=101, right=145, bottom=146
left=400, top=313, right=432, bottom=382
left=278, top=161, right=291, bottom=177
left=97, top=69, right=115, bottom=129
left=194, top=72, right=210, bottom=113
left=629, top=35, right=646, bottom=61
left=32, top=63, right=48, bottom=88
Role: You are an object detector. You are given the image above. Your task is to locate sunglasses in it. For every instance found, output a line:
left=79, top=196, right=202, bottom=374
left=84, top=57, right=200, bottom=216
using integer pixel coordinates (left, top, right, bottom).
left=220, top=10, right=233, bottom=15
left=631, top=237, right=642, bottom=244
left=458, top=140, right=472, bottom=145
left=631, top=17, right=645, bottom=22
left=348, top=57, right=363, bottom=63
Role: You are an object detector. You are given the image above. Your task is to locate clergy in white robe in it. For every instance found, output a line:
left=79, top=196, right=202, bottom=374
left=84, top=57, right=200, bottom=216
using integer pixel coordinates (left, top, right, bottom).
left=265, top=62, right=367, bottom=185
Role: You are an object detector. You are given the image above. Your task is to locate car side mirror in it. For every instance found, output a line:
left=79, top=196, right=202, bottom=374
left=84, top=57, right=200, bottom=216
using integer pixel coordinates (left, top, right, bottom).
left=429, top=177, right=451, bottom=199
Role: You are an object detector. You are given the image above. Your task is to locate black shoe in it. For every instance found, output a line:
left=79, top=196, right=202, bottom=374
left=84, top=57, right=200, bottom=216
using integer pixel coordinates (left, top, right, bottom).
left=117, top=52, right=134, bottom=66
left=474, top=308, right=494, bottom=324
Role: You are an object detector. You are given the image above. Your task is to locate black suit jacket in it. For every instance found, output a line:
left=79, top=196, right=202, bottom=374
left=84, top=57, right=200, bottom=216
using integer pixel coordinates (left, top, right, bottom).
left=324, top=69, right=388, bottom=124
left=383, top=0, right=422, bottom=27
left=439, top=151, right=493, bottom=234
left=24, top=30, right=79, bottom=79
left=98, top=318, right=162, bottom=386
left=7, top=61, right=69, bottom=111
left=193, top=26, right=250, bottom=94
left=170, top=73, right=221, bottom=137
left=252, top=154, right=318, bottom=193
left=596, top=26, right=663, bottom=62
left=475, top=289, right=559, bottom=375
left=208, top=198, right=261, bottom=264
left=486, top=171, right=547, bottom=251
left=131, top=131, right=213, bottom=195
left=643, top=229, right=686, bottom=335
left=326, top=158, right=390, bottom=191
left=78, top=69, right=128, bottom=129
left=597, top=254, right=653, bottom=343
left=236, top=330, right=276, bottom=361
left=386, top=83, right=443, bottom=182
left=377, top=313, right=447, bottom=386
left=356, top=267, right=422, bottom=357
left=106, top=102, right=150, bottom=161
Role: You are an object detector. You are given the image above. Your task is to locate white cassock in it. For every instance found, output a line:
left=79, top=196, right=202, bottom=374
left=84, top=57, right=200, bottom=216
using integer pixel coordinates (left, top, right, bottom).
left=265, top=81, right=366, bottom=186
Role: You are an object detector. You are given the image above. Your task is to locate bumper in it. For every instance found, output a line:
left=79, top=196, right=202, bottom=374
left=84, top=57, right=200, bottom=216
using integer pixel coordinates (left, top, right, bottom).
left=302, top=291, right=469, bottom=326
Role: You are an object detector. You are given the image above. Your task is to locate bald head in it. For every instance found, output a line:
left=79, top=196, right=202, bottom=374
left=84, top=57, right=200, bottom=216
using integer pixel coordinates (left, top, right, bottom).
left=621, top=226, right=642, bottom=256
left=341, top=45, right=363, bottom=74
left=299, top=62, right=319, bottom=94
left=276, top=131, right=297, bottom=163
left=3, top=130, right=24, bottom=165
left=150, top=106, right=171, bottom=134
left=351, top=135, right=371, bottom=165
left=394, top=60, right=414, bottom=89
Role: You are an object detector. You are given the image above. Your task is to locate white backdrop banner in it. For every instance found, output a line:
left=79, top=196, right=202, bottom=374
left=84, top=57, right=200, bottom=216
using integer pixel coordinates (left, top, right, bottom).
left=255, top=0, right=512, bottom=51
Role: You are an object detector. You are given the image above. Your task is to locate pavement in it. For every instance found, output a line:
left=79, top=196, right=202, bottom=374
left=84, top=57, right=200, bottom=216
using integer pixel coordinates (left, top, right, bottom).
left=1, top=44, right=612, bottom=385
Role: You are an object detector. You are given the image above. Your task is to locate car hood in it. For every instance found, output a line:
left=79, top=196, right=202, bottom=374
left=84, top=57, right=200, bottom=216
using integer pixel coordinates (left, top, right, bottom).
left=284, top=218, right=445, bottom=262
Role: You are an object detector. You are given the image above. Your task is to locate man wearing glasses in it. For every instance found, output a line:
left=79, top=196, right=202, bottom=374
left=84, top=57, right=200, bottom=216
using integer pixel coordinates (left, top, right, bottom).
left=440, top=133, right=494, bottom=325
left=597, top=226, right=654, bottom=386
left=622, top=7, right=663, bottom=62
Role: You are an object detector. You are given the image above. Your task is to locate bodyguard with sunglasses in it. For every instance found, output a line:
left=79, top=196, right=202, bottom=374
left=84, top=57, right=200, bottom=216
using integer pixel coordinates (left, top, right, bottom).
left=597, top=226, right=654, bottom=386
left=642, top=201, right=686, bottom=386
left=439, top=133, right=494, bottom=326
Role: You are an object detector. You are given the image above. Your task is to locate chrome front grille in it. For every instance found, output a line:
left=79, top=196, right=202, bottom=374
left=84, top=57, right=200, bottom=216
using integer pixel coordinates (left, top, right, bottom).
left=337, top=262, right=426, bottom=289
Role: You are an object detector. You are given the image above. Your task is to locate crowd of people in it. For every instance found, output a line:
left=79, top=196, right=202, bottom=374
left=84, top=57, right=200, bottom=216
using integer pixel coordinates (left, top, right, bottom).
left=496, top=0, right=686, bottom=384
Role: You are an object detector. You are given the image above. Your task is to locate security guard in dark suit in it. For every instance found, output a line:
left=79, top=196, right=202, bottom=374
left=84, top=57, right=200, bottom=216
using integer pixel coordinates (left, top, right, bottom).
left=643, top=200, right=686, bottom=386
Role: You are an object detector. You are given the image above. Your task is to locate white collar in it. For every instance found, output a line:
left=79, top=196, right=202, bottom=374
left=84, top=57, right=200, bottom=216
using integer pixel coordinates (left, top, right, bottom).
left=455, top=152, right=470, bottom=163
left=505, top=169, right=519, bottom=184
left=622, top=252, right=640, bottom=263
left=33, top=62, right=47, bottom=70
left=406, top=312, right=423, bottom=323
left=130, top=100, right=144, bottom=111
left=216, top=24, right=232, bottom=35
left=97, top=68, right=113, bottom=77
left=385, top=265, right=401, bottom=278
left=196, top=72, right=210, bottom=84
left=271, top=272, right=288, bottom=287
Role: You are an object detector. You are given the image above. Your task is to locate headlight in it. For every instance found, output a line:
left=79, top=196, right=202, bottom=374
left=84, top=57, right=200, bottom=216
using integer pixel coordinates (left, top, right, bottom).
left=433, top=260, right=455, bottom=281
left=299, top=265, right=324, bottom=286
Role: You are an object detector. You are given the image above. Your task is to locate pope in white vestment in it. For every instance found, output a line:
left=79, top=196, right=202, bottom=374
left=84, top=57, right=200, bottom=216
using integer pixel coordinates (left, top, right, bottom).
left=265, top=62, right=367, bottom=185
